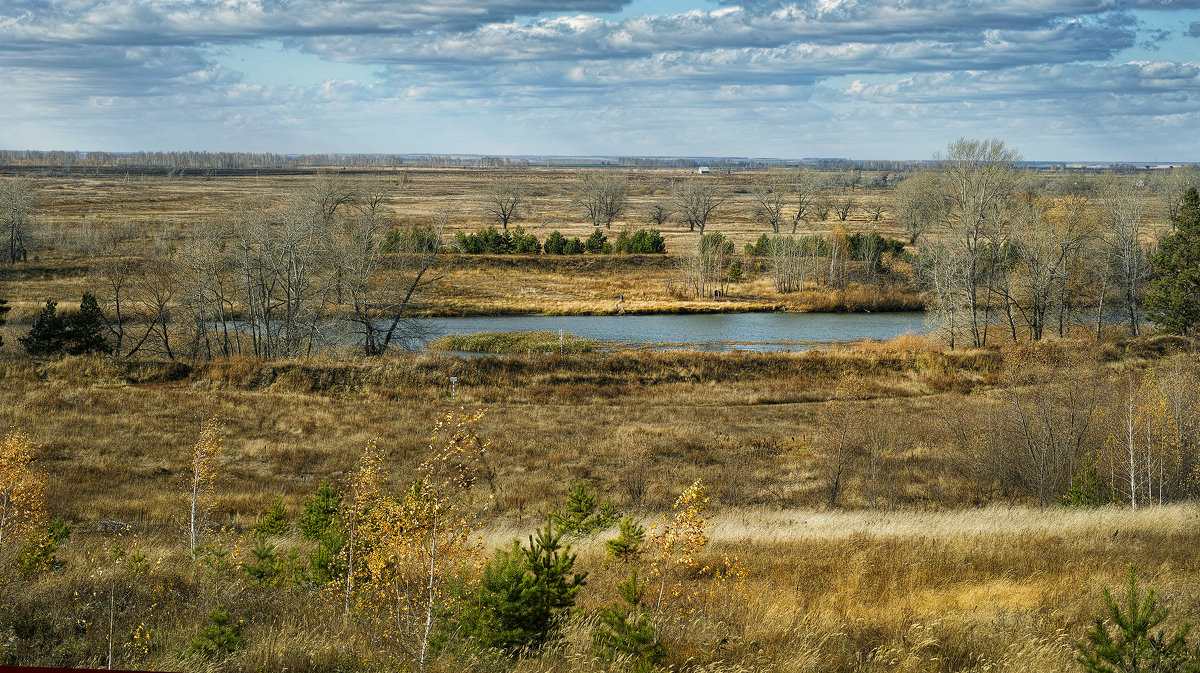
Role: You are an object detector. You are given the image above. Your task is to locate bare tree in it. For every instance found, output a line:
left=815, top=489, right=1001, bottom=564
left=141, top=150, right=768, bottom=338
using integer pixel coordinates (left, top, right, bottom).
left=749, top=175, right=788, bottom=233
left=483, top=175, right=527, bottom=230
left=833, top=196, right=855, bottom=222
left=929, top=137, right=1022, bottom=347
left=340, top=211, right=444, bottom=356
left=998, top=193, right=1094, bottom=341
left=1096, top=176, right=1151, bottom=336
left=788, top=171, right=819, bottom=234
left=1157, top=164, right=1200, bottom=228
left=679, top=232, right=733, bottom=297
left=647, top=201, right=672, bottom=227
left=576, top=173, right=629, bottom=229
left=306, top=172, right=358, bottom=226
left=0, top=177, right=36, bottom=264
left=672, top=179, right=725, bottom=234
left=892, top=170, right=946, bottom=245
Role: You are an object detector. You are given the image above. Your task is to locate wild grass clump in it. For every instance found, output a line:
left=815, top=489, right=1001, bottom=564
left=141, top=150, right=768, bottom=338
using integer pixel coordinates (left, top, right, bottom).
left=428, top=331, right=596, bottom=354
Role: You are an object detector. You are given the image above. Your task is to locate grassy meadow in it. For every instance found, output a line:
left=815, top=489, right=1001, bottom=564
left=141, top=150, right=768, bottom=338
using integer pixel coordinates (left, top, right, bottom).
left=1, top=166, right=1198, bottom=671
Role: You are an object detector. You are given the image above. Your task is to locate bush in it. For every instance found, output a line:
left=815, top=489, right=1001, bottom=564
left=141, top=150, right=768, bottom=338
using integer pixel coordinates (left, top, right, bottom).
left=19, top=293, right=111, bottom=357
left=188, top=608, right=243, bottom=660
left=745, top=233, right=772, bottom=257
left=585, top=228, right=611, bottom=254
left=544, top=231, right=568, bottom=255
left=563, top=237, right=585, bottom=254
left=615, top=229, right=667, bottom=254
left=1076, top=566, right=1199, bottom=672
left=383, top=225, right=441, bottom=254
left=20, top=300, right=68, bottom=356
left=454, top=227, right=511, bottom=254
left=510, top=226, right=541, bottom=254
left=453, top=523, right=587, bottom=655
left=0, top=297, right=10, bottom=348
left=594, top=570, right=666, bottom=672
left=299, top=480, right=341, bottom=541
left=606, top=516, right=646, bottom=562
left=552, top=481, right=620, bottom=538
left=253, top=498, right=290, bottom=536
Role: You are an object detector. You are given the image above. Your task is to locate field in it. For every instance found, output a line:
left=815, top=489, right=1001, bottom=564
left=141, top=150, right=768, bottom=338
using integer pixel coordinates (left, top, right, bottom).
left=1, top=166, right=1199, bottom=671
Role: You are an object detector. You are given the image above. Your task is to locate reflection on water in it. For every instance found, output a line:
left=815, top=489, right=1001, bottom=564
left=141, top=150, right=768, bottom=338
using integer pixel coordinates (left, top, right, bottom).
left=409, top=312, right=927, bottom=353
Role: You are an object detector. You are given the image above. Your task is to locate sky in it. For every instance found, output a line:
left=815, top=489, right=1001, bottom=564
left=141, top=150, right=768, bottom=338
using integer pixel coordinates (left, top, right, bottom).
left=2, top=0, right=1199, bottom=161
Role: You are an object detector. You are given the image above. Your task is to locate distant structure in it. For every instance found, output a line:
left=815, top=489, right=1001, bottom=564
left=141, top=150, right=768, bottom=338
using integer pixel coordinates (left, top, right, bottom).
left=696, top=166, right=710, bottom=174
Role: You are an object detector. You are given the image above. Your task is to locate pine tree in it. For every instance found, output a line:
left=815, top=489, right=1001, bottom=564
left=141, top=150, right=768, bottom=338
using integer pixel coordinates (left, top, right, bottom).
left=456, top=521, right=587, bottom=654
left=1146, top=187, right=1200, bottom=334
left=594, top=569, right=667, bottom=672
left=552, top=480, right=620, bottom=538
left=19, top=299, right=68, bottom=356
left=65, top=291, right=109, bottom=355
left=606, top=515, right=646, bottom=561
left=1076, top=566, right=1199, bottom=672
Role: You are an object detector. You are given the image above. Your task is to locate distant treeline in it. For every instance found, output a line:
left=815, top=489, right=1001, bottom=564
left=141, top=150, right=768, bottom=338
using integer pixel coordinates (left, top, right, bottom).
left=0, top=149, right=939, bottom=173
left=451, top=227, right=666, bottom=255
left=0, top=150, right=535, bottom=170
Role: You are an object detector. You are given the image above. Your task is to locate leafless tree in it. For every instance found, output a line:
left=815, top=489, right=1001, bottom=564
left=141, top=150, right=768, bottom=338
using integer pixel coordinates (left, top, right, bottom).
left=484, top=175, right=527, bottom=230
left=997, top=193, right=1094, bottom=341
left=1004, top=347, right=1102, bottom=505
left=833, top=196, right=855, bottom=222
left=749, top=175, right=788, bottom=233
left=340, top=212, right=444, bottom=356
left=820, top=377, right=864, bottom=508
left=929, top=137, right=1022, bottom=347
left=672, top=179, right=725, bottom=234
left=0, top=177, right=37, bottom=264
left=646, top=201, right=672, bottom=227
left=576, top=173, right=629, bottom=229
left=679, top=232, right=733, bottom=297
left=1157, top=164, right=1200, bottom=228
left=892, top=170, right=946, bottom=245
left=1096, top=176, right=1151, bottom=336
left=306, top=172, right=358, bottom=226
left=788, top=171, right=820, bottom=234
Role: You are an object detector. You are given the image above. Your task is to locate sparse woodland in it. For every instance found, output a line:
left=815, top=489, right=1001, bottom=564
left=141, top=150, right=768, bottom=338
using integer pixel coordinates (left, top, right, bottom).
left=2, top=144, right=1200, bottom=671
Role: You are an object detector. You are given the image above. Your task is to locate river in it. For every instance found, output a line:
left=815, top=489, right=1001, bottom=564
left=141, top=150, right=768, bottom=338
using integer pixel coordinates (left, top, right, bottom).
left=413, top=311, right=927, bottom=352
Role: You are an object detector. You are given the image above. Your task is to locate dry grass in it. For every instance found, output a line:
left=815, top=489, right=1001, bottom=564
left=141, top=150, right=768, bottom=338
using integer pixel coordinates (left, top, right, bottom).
left=1, top=336, right=1198, bottom=670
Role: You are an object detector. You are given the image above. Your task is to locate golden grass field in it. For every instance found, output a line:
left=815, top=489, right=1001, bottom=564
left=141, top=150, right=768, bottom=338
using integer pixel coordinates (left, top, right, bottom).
left=0, top=167, right=1197, bottom=671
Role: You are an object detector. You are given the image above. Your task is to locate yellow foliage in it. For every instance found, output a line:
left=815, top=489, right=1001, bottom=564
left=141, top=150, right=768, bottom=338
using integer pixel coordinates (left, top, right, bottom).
left=356, top=409, right=490, bottom=668
left=0, top=425, right=47, bottom=548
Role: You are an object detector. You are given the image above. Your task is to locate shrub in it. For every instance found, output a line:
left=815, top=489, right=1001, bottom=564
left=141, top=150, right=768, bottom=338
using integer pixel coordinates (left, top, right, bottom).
left=454, top=227, right=511, bottom=254
left=241, top=535, right=282, bottom=585
left=552, top=481, right=620, bottom=538
left=585, top=228, right=611, bottom=254
left=544, top=231, right=568, bottom=255
left=16, top=518, right=70, bottom=579
left=594, top=570, right=667, bottom=672
left=20, top=300, right=68, bottom=356
left=0, top=297, right=9, bottom=348
left=606, top=516, right=646, bottom=562
left=454, top=523, right=587, bottom=655
left=615, top=228, right=667, bottom=254
left=299, top=480, right=341, bottom=541
left=510, top=226, right=541, bottom=254
left=65, top=292, right=109, bottom=355
left=383, top=225, right=441, bottom=254
left=563, top=237, right=585, bottom=254
left=188, top=608, right=243, bottom=660
left=1076, top=566, right=1199, bottom=672
left=745, top=233, right=772, bottom=257
left=253, top=498, right=289, bottom=536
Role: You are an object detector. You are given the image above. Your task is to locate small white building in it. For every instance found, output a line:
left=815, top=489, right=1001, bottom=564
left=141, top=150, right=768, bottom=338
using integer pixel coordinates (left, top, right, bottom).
left=697, top=166, right=710, bottom=174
